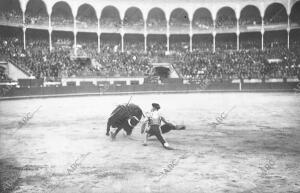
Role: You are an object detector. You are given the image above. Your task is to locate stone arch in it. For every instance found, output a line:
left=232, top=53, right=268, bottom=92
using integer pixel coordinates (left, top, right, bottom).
left=147, top=7, right=167, bottom=29
left=76, top=3, right=97, bottom=28
left=100, top=6, right=121, bottom=28
left=290, top=1, right=300, bottom=24
left=192, top=8, right=213, bottom=29
left=25, top=0, right=48, bottom=25
left=124, top=7, right=144, bottom=27
left=0, top=0, right=22, bottom=22
left=216, top=6, right=237, bottom=28
left=264, top=3, right=287, bottom=24
left=240, top=5, right=261, bottom=26
left=169, top=8, right=189, bottom=31
left=51, top=1, right=74, bottom=26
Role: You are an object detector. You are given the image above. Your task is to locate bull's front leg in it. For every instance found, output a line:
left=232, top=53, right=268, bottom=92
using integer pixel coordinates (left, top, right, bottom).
left=122, top=121, right=133, bottom=136
left=111, top=127, right=122, bottom=140
left=106, top=120, right=112, bottom=136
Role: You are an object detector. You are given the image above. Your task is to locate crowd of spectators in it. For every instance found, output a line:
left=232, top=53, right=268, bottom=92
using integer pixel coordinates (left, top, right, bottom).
left=193, top=19, right=213, bottom=30
left=169, top=18, right=190, bottom=33
left=193, top=41, right=213, bottom=52
left=1, top=32, right=298, bottom=82
left=148, top=41, right=167, bottom=56
left=216, top=15, right=236, bottom=29
left=0, top=10, right=22, bottom=24
left=51, top=16, right=73, bottom=27
left=100, top=18, right=121, bottom=29
left=0, top=34, right=154, bottom=79
left=239, top=16, right=261, bottom=26
left=25, top=13, right=48, bottom=26
left=176, top=47, right=300, bottom=81
left=264, top=14, right=287, bottom=25
left=0, top=8, right=299, bottom=83
left=76, top=16, right=97, bottom=29
left=0, top=3, right=299, bottom=87
left=123, top=17, right=144, bottom=29
left=170, top=42, right=189, bottom=53
left=147, top=18, right=166, bottom=31
left=240, top=39, right=261, bottom=50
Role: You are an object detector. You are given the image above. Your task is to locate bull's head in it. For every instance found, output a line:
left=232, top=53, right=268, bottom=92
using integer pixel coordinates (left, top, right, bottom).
left=127, top=116, right=140, bottom=128
left=123, top=116, right=140, bottom=136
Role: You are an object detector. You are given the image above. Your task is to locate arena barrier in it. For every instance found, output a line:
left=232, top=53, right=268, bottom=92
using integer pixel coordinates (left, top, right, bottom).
left=1, top=81, right=299, bottom=100
left=61, top=77, right=145, bottom=86
left=242, top=82, right=298, bottom=91
left=18, top=79, right=44, bottom=88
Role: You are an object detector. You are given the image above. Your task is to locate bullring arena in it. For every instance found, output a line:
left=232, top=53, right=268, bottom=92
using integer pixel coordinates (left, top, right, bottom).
left=0, top=0, right=300, bottom=192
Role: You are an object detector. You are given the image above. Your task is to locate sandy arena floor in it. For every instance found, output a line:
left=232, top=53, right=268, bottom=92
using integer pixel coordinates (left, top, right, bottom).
left=0, top=93, right=300, bottom=193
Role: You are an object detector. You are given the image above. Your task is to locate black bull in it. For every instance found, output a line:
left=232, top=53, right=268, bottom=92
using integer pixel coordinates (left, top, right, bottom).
left=106, top=103, right=185, bottom=138
left=106, top=104, right=143, bottom=137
